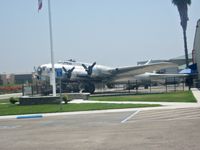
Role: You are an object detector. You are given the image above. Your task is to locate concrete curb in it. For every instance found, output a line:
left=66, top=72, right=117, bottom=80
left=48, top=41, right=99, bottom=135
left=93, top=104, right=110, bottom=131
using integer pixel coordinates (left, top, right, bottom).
left=191, top=88, right=200, bottom=104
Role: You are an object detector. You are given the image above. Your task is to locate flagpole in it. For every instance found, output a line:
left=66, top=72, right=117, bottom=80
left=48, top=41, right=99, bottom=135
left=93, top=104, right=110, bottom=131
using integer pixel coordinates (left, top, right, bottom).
left=48, top=0, right=56, bottom=96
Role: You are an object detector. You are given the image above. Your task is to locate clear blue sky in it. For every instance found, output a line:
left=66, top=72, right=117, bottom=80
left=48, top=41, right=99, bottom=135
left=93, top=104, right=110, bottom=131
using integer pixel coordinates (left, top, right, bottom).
left=0, top=0, right=200, bottom=73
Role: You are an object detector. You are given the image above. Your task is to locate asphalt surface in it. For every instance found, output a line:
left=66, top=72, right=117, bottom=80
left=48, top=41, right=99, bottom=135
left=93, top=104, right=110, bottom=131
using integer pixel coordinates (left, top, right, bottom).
left=0, top=107, right=200, bottom=150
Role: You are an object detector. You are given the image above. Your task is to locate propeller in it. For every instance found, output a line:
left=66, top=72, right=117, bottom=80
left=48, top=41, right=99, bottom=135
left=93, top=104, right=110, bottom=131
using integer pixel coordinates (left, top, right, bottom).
left=62, top=66, right=75, bottom=79
left=34, top=66, right=42, bottom=80
left=37, top=66, right=42, bottom=75
left=82, top=62, right=96, bottom=76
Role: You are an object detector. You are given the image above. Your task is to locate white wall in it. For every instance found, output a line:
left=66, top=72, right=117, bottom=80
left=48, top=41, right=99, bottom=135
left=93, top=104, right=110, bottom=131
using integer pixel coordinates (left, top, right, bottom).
left=193, top=19, right=200, bottom=79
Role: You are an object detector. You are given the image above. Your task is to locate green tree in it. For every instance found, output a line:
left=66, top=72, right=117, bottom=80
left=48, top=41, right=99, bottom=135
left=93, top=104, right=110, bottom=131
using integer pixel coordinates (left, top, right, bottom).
left=172, top=0, right=191, bottom=68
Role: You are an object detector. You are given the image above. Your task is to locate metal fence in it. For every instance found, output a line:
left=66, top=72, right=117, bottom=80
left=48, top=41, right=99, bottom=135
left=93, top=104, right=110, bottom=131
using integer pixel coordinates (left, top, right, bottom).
left=95, top=79, right=190, bottom=95
left=22, top=77, right=196, bottom=96
left=22, top=83, right=52, bottom=96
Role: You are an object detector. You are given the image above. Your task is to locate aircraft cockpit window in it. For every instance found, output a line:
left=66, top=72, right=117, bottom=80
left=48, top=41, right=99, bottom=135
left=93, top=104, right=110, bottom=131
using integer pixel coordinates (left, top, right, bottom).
left=68, top=59, right=76, bottom=62
left=64, top=62, right=72, bottom=65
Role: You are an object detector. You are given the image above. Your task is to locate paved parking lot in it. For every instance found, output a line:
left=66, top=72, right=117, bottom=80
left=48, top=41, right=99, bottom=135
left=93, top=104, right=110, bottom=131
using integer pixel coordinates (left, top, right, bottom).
left=0, top=107, right=200, bottom=150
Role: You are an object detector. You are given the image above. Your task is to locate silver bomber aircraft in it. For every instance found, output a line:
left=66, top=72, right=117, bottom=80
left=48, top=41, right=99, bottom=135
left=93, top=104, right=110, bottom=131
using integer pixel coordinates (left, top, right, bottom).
left=34, top=59, right=185, bottom=93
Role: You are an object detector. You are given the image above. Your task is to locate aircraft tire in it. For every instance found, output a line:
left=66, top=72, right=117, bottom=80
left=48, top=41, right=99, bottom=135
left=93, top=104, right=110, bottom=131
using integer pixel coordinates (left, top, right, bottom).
left=87, top=83, right=95, bottom=94
left=79, top=82, right=95, bottom=94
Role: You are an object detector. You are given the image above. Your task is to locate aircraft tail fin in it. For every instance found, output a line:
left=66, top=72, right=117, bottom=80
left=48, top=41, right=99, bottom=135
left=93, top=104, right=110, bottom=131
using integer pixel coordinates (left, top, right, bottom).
left=145, top=59, right=152, bottom=65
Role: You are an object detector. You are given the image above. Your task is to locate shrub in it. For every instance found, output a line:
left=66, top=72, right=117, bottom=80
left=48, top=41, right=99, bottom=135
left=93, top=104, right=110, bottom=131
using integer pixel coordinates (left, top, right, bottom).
left=62, top=95, right=69, bottom=104
left=9, top=97, right=18, bottom=104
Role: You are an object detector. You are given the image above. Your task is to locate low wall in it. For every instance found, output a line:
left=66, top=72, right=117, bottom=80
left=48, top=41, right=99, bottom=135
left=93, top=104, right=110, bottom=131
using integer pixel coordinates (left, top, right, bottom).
left=19, top=93, right=90, bottom=105
left=62, top=93, right=90, bottom=100
left=19, top=96, right=60, bottom=105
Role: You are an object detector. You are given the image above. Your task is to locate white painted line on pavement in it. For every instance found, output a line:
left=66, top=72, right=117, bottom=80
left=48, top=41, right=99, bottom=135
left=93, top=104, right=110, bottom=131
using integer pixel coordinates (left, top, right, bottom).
left=0, top=125, right=21, bottom=129
left=121, top=110, right=140, bottom=123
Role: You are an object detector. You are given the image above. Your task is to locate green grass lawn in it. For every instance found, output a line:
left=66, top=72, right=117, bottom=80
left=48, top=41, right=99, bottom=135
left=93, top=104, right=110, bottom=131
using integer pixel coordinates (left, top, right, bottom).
left=0, top=103, right=160, bottom=116
left=90, top=91, right=196, bottom=103
left=0, top=99, right=10, bottom=104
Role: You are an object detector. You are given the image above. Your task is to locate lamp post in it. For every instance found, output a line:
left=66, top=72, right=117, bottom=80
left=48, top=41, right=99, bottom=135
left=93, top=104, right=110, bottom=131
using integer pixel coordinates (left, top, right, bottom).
left=48, top=0, right=56, bottom=96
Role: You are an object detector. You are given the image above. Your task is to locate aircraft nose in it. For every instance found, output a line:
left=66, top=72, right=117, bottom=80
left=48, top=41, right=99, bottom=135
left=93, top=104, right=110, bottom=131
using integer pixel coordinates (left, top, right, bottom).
left=37, top=66, right=42, bottom=75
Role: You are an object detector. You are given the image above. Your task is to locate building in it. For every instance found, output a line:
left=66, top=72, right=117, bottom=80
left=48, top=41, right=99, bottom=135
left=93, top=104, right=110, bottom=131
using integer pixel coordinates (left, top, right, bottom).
left=14, top=74, right=33, bottom=84
left=193, top=19, right=200, bottom=80
left=0, top=73, right=33, bottom=85
left=0, top=74, right=15, bottom=85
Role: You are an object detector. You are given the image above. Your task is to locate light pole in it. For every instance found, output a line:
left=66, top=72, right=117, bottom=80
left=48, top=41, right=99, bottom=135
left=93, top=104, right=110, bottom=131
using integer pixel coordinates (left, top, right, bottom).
left=48, top=0, right=56, bottom=96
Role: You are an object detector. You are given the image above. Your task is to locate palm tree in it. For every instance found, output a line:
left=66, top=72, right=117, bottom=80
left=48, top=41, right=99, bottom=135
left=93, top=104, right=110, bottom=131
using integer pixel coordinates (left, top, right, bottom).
left=172, top=0, right=191, bottom=68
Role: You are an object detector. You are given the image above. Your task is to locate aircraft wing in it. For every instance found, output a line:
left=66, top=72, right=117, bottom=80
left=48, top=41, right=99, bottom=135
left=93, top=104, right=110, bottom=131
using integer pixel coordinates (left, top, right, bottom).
left=145, top=72, right=188, bottom=78
left=109, top=62, right=177, bottom=77
left=107, top=62, right=179, bottom=83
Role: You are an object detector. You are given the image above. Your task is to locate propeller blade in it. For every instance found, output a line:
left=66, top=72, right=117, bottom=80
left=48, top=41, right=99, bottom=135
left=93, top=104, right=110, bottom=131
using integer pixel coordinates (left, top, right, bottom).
left=62, top=67, right=67, bottom=73
left=34, top=66, right=37, bottom=72
left=69, top=67, right=75, bottom=73
left=82, top=62, right=96, bottom=76
left=91, top=62, right=96, bottom=68
left=82, top=64, right=88, bottom=70
left=62, top=66, right=75, bottom=79
left=33, top=66, right=41, bottom=80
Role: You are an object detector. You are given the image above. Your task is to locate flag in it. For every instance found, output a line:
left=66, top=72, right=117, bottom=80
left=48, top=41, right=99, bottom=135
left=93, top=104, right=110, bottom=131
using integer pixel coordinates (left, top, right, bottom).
left=38, top=0, right=42, bottom=11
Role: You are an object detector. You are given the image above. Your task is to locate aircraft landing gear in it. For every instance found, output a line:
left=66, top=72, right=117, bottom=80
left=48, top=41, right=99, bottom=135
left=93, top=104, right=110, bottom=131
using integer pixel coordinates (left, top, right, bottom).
left=79, top=82, right=95, bottom=94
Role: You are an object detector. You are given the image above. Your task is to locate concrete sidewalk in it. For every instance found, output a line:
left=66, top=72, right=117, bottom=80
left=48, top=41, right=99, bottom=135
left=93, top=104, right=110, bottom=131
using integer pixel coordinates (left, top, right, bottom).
left=0, top=93, right=22, bottom=100
left=69, top=99, right=198, bottom=108
left=191, top=88, right=200, bottom=104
